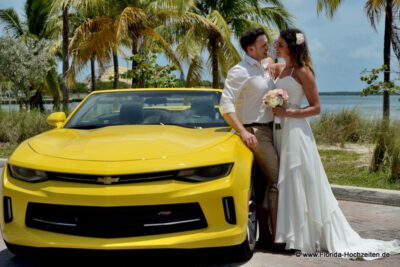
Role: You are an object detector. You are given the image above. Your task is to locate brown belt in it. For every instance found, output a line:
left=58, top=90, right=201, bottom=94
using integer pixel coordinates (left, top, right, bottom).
left=243, top=122, right=273, bottom=129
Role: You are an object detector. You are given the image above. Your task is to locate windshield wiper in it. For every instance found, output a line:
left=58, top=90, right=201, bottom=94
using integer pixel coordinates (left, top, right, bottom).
left=68, top=124, right=108, bottom=129
left=152, top=123, right=194, bottom=128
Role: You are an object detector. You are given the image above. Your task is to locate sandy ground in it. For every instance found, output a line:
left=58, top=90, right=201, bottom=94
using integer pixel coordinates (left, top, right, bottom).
left=318, top=143, right=375, bottom=168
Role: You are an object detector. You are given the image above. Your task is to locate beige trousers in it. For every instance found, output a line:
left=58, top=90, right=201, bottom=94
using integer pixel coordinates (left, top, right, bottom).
left=246, top=126, right=279, bottom=209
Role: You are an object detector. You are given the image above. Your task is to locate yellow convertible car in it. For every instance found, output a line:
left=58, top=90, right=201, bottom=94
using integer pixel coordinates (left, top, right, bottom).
left=1, top=88, right=257, bottom=260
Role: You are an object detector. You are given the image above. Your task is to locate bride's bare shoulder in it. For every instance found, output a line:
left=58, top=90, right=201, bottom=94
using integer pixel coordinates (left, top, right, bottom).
left=296, top=66, right=314, bottom=79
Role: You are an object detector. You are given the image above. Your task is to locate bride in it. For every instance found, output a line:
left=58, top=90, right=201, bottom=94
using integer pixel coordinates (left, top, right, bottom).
left=269, top=28, right=400, bottom=260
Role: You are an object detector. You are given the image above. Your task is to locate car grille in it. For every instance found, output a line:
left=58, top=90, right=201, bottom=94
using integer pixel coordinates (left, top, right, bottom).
left=25, top=202, right=207, bottom=238
left=46, top=170, right=178, bottom=184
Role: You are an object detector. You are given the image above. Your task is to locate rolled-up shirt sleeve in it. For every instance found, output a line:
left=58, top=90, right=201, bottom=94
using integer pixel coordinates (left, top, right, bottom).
left=220, top=65, right=248, bottom=115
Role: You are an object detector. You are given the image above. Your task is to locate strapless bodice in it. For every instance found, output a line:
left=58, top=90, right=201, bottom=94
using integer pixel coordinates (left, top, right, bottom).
left=275, top=76, right=304, bottom=106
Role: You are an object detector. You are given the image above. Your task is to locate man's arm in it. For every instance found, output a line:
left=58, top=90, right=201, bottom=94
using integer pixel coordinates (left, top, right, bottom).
left=219, top=65, right=258, bottom=148
left=223, top=112, right=258, bottom=147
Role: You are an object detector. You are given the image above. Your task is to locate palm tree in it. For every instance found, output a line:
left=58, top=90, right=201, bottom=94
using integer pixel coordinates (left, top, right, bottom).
left=115, top=0, right=185, bottom=88
left=51, top=0, right=107, bottom=111
left=170, top=9, right=240, bottom=88
left=0, top=0, right=61, bottom=111
left=317, top=0, right=400, bottom=119
left=317, top=0, right=400, bottom=170
left=172, top=0, right=293, bottom=88
left=196, top=0, right=292, bottom=37
left=68, top=16, right=117, bottom=91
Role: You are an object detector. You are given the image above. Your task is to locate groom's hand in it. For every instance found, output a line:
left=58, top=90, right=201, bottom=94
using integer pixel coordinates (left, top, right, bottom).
left=239, top=129, right=258, bottom=148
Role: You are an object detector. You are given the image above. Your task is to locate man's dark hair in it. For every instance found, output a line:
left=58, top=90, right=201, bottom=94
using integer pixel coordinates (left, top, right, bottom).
left=240, top=28, right=266, bottom=52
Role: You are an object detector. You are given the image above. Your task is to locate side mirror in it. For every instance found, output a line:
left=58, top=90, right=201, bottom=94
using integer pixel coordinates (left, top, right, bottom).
left=47, top=112, right=66, bottom=128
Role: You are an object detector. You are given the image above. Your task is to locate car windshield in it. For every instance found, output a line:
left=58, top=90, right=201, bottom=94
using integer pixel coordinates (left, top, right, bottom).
left=65, top=90, right=228, bottom=129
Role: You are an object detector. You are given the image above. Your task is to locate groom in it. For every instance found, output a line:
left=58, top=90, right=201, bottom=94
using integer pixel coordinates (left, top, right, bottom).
left=219, top=28, right=279, bottom=247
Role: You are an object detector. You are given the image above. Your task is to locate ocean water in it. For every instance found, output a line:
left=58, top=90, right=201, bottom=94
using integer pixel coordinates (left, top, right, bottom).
left=312, top=94, right=400, bottom=120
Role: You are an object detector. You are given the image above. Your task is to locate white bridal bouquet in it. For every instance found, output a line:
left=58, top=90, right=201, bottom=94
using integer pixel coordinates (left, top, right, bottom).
left=263, top=89, right=289, bottom=129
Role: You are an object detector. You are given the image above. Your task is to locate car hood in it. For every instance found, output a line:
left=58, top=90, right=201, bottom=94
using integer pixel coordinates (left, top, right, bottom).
left=28, top=125, right=233, bottom=162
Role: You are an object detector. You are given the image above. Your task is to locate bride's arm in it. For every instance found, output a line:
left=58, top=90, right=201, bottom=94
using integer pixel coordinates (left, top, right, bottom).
left=264, top=58, right=284, bottom=78
left=273, top=66, right=320, bottom=118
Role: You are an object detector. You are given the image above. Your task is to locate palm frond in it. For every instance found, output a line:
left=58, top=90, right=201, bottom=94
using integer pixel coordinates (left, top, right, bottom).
left=257, top=7, right=293, bottom=29
left=42, top=13, right=63, bottom=40
left=212, top=38, right=241, bottom=78
left=365, top=0, right=386, bottom=30
left=25, top=0, right=52, bottom=37
left=316, top=0, right=343, bottom=18
left=0, top=8, right=25, bottom=37
left=142, top=28, right=184, bottom=77
left=117, top=7, right=149, bottom=41
left=176, top=28, right=200, bottom=60
left=44, top=68, right=62, bottom=101
left=186, top=55, right=204, bottom=87
left=51, top=0, right=109, bottom=15
left=68, top=16, right=116, bottom=87
left=147, top=0, right=195, bottom=15
left=207, top=10, right=231, bottom=39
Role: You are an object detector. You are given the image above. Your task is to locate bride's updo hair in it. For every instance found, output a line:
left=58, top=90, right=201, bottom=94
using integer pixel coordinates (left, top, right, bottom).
left=280, top=29, right=314, bottom=74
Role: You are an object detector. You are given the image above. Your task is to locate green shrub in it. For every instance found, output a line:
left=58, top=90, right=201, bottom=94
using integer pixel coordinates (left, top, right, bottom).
left=387, top=122, right=400, bottom=182
left=390, top=144, right=400, bottom=182
left=0, top=111, right=51, bottom=144
left=311, top=109, right=377, bottom=146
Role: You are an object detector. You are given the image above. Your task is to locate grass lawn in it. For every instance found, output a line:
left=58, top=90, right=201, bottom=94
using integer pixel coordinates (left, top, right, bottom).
left=319, top=147, right=400, bottom=190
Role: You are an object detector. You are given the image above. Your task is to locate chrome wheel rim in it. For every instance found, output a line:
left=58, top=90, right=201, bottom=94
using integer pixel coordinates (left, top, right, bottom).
left=247, top=181, right=257, bottom=250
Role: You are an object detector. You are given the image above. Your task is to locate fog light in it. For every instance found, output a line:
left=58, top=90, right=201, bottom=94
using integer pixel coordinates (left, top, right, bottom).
left=3, top=197, right=13, bottom=223
left=222, top=196, right=236, bottom=224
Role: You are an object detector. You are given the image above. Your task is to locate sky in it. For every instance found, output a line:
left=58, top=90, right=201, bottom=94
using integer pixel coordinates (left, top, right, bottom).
left=0, top=0, right=399, bottom=92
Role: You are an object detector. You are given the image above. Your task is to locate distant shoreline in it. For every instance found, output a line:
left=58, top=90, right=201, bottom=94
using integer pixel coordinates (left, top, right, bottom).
left=319, top=92, right=400, bottom=96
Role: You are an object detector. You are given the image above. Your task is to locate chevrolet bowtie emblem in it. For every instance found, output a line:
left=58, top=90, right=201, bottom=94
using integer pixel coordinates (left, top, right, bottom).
left=97, top=176, right=120, bottom=185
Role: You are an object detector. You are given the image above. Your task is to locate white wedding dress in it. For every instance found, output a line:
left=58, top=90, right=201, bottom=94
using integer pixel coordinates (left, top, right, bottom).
left=273, top=73, right=400, bottom=260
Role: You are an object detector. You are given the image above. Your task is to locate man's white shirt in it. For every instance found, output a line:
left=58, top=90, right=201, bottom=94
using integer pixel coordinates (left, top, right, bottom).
left=220, top=55, right=274, bottom=124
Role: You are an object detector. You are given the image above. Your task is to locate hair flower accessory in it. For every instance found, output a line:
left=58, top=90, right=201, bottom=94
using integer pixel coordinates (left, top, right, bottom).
left=296, top=33, right=305, bottom=45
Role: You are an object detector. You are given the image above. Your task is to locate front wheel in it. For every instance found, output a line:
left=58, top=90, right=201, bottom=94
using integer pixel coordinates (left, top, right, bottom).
left=234, top=178, right=257, bottom=261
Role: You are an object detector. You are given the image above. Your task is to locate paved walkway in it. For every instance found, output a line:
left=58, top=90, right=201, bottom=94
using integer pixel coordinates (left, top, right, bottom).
left=245, top=200, right=400, bottom=267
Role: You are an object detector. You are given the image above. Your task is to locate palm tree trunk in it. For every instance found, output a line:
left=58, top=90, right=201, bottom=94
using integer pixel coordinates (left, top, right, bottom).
left=53, top=93, right=60, bottom=111
left=29, top=89, right=45, bottom=112
left=91, top=53, right=96, bottom=91
left=210, top=36, right=219, bottom=89
left=131, top=37, right=138, bottom=88
left=371, top=0, right=393, bottom=171
left=62, top=3, right=69, bottom=112
left=383, top=0, right=392, bottom=119
left=113, top=48, right=119, bottom=89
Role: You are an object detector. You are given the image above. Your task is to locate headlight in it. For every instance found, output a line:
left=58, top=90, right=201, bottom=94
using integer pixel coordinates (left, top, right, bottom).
left=8, top=165, right=48, bottom=183
left=176, top=163, right=233, bottom=182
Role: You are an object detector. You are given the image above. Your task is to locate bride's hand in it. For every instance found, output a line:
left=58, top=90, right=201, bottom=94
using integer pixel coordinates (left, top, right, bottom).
left=266, top=63, right=275, bottom=78
left=265, top=62, right=285, bottom=78
left=272, top=107, right=295, bottom=117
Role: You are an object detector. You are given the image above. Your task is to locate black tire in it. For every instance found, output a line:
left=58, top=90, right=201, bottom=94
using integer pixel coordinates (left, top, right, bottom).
left=234, top=178, right=257, bottom=261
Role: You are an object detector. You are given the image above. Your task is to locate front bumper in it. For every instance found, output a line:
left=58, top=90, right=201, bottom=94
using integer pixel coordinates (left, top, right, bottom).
left=1, top=163, right=250, bottom=250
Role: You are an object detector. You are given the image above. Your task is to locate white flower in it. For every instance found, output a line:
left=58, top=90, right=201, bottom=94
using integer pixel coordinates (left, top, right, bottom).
left=270, top=98, right=283, bottom=107
left=296, top=33, right=305, bottom=45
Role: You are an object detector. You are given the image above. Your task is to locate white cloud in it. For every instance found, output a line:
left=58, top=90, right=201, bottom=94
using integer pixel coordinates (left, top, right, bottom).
left=349, top=45, right=380, bottom=59
left=308, top=37, right=330, bottom=63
